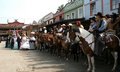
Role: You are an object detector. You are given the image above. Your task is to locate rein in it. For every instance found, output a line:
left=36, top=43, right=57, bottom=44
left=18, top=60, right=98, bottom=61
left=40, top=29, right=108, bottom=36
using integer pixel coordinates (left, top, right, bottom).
left=84, top=33, right=91, bottom=39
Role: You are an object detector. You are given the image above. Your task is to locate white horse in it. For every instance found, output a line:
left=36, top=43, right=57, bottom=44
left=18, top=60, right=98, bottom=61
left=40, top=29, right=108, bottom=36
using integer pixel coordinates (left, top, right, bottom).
left=79, top=28, right=120, bottom=72
left=78, top=28, right=95, bottom=72
left=66, top=27, right=95, bottom=72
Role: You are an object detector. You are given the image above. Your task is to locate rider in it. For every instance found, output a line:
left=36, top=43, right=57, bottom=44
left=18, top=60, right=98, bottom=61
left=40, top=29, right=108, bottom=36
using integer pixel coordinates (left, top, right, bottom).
left=56, top=24, right=65, bottom=37
left=61, top=24, right=67, bottom=39
left=94, top=12, right=107, bottom=56
left=95, top=12, right=107, bottom=37
left=66, top=23, right=73, bottom=43
left=88, top=17, right=97, bottom=33
left=76, top=21, right=84, bottom=29
left=43, top=27, right=47, bottom=34
left=39, top=27, right=43, bottom=33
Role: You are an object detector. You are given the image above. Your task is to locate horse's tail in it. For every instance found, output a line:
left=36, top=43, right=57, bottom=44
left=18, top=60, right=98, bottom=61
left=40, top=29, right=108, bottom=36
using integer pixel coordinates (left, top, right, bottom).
left=114, top=35, right=120, bottom=46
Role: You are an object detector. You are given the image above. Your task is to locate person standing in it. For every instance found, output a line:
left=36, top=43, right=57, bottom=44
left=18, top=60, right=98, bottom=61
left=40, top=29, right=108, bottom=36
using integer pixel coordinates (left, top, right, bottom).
left=43, top=27, right=47, bottom=33
left=17, top=33, right=21, bottom=50
left=20, top=32, right=30, bottom=50
left=13, top=35, right=18, bottom=49
left=10, top=35, right=14, bottom=49
left=29, top=32, right=36, bottom=50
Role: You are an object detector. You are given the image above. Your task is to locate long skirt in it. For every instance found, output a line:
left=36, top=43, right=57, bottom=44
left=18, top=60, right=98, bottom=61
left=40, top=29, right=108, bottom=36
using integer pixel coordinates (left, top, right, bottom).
left=20, top=41, right=30, bottom=50
left=13, top=42, right=18, bottom=50
left=29, top=42, right=35, bottom=50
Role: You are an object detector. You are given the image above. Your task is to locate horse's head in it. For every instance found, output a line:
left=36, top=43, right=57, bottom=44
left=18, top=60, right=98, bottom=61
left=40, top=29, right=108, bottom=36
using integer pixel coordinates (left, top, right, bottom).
left=69, top=30, right=76, bottom=42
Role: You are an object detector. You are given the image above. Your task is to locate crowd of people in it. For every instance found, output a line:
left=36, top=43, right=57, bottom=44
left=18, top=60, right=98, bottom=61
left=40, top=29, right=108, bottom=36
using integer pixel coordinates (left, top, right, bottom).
left=5, top=12, right=120, bottom=53
left=37, top=12, right=120, bottom=55
left=5, top=31, right=36, bottom=50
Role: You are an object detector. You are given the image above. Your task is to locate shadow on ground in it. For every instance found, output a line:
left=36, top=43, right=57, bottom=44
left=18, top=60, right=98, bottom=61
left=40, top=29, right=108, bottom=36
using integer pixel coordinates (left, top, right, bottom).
left=20, top=50, right=120, bottom=72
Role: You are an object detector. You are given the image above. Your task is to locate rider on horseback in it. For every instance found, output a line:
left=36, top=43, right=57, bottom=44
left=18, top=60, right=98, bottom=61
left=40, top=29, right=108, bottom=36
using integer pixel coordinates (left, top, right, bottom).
left=94, top=12, right=107, bottom=55
left=56, top=24, right=66, bottom=39
left=43, top=27, right=47, bottom=34
left=66, top=23, right=73, bottom=43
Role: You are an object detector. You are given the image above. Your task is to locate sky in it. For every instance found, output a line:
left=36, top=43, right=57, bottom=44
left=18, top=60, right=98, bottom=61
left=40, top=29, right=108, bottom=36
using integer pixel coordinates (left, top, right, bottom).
left=0, top=0, right=68, bottom=24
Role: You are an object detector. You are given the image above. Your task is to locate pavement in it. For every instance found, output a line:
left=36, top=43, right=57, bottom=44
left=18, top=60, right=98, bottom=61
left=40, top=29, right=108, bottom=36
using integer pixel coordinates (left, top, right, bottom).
left=0, top=41, right=120, bottom=72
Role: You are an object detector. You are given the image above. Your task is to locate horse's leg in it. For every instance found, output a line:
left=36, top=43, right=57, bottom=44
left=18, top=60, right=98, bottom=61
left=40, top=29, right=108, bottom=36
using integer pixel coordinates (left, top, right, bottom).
left=91, top=56, right=95, bottom=72
left=87, top=54, right=91, bottom=72
left=111, top=52, right=118, bottom=71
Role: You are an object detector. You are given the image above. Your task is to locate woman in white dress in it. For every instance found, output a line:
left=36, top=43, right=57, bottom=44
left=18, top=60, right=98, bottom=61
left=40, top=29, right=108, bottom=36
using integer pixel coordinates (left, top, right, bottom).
left=13, top=35, right=18, bottom=49
left=20, top=33, right=30, bottom=50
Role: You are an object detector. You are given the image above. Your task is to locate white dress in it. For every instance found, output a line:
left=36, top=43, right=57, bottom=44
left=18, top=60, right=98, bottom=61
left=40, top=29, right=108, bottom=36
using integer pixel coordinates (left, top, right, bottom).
left=13, top=37, right=18, bottom=49
left=20, top=36, right=30, bottom=49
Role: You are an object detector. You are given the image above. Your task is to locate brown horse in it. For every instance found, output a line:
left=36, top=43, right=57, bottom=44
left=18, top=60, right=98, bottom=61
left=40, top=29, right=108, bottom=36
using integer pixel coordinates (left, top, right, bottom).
left=68, top=30, right=81, bottom=61
left=101, top=32, right=120, bottom=71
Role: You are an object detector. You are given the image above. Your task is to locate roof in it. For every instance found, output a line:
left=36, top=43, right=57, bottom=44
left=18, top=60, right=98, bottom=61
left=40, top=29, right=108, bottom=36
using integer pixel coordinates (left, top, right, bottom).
left=0, top=20, right=29, bottom=29
left=46, top=18, right=85, bottom=27
left=0, top=24, right=25, bottom=29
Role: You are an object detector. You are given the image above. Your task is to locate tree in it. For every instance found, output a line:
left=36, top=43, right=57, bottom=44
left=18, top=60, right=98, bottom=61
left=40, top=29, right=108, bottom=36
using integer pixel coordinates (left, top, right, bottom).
left=57, top=4, right=64, bottom=12
left=32, top=20, right=37, bottom=24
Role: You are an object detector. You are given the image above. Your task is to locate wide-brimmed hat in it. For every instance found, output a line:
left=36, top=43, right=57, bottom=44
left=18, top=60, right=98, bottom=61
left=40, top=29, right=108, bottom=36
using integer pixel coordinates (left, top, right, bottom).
left=95, top=12, right=103, bottom=18
left=61, top=24, right=66, bottom=26
left=43, top=27, right=46, bottom=29
left=31, top=32, right=35, bottom=34
left=68, top=23, right=73, bottom=26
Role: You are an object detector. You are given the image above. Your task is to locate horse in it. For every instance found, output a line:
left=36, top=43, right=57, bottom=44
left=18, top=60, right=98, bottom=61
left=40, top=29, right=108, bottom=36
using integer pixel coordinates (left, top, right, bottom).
left=67, top=29, right=81, bottom=61
left=79, top=28, right=120, bottom=72
left=68, top=28, right=95, bottom=72
left=35, top=32, right=44, bottom=50
left=53, top=32, right=69, bottom=59
left=77, top=28, right=95, bottom=72
left=100, top=31, right=120, bottom=71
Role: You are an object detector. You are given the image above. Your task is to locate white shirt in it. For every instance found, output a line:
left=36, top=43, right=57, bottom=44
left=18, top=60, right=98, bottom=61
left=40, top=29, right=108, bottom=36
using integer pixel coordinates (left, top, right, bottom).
left=30, top=36, right=36, bottom=41
left=58, top=27, right=63, bottom=33
left=44, top=29, right=47, bottom=33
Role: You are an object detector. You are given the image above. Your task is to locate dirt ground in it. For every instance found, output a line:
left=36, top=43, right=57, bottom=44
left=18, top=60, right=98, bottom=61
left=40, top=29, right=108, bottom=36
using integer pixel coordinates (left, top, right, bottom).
left=0, top=41, right=120, bottom=72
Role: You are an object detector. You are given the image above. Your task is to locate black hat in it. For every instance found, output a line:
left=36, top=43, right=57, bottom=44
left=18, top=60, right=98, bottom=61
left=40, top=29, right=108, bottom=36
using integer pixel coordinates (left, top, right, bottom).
left=95, top=12, right=103, bottom=18
left=90, top=17, right=96, bottom=22
left=105, top=14, right=111, bottom=18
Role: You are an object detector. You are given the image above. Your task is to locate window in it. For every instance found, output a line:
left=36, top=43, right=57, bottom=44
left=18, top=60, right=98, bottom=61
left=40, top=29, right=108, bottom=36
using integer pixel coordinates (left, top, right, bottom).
left=67, top=15, right=70, bottom=19
left=90, top=2, right=96, bottom=16
left=71, top=13, right=75, bottom=19
left=68, top=0, right=75, bottom=3
left=78, top=7, right=83, bottom=18
left=59, top=16, right=62, bottom=20
left=110, top=0, right=120, bottom=10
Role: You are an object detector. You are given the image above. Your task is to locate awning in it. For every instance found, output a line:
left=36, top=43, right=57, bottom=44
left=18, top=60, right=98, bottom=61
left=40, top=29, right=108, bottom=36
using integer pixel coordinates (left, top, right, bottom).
left=45, top=18, right=85, bottom=27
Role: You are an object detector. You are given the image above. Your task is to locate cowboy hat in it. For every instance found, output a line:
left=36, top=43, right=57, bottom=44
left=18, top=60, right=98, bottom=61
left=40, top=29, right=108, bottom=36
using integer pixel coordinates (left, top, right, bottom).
left=61, top=24, right=66, bottom=26
left=68, top=23, right=73, bottom=26
left=43, top=27, right=46, bottom=29
left=31, top=32, right=35, bottom=34
left=95, top=12, right=103, bottom=18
